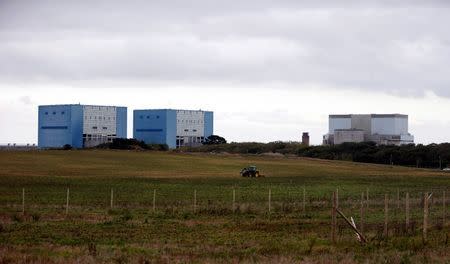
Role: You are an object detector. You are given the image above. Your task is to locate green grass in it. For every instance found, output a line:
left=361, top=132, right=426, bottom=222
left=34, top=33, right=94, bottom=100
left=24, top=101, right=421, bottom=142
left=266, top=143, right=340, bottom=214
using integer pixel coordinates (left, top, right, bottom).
left=0, top=150, right=449, bottom=263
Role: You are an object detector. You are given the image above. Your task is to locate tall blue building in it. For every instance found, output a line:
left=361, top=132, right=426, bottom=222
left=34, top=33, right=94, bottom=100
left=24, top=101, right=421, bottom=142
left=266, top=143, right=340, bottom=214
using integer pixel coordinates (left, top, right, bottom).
left=133, top=109, right=213, bottom=149
left=38, top=104, right=127, bottom=148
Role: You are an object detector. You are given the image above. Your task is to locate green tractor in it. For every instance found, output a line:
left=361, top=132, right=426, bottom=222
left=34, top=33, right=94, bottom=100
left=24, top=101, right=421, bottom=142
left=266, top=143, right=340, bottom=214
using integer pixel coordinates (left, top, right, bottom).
left=240, top=165, right=264, bottom=177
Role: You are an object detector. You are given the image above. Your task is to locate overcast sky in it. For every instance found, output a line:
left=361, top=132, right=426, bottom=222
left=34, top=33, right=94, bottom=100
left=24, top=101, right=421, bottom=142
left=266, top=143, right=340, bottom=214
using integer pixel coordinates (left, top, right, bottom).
left=1, top=0, right=449, bottom=145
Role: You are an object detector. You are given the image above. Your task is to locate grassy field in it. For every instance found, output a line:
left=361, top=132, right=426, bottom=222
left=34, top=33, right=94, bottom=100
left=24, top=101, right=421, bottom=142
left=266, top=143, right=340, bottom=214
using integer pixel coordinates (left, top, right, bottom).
left=0, top=150, right=449, bottom=263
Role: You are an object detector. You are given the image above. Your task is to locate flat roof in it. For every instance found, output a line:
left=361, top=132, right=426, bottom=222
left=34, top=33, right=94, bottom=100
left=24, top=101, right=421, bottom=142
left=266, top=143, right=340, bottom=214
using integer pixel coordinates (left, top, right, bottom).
left=330, top=114, right=408, bottom=118
left=39, top=104, right=127, bottom=108
left=134, top=109, right=213, bottom=112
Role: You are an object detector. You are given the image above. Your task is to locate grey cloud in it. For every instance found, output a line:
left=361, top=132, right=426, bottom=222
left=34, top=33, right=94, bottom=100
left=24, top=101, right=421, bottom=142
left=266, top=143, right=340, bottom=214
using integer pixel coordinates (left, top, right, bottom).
left=1, top=1, right=450, bottom=97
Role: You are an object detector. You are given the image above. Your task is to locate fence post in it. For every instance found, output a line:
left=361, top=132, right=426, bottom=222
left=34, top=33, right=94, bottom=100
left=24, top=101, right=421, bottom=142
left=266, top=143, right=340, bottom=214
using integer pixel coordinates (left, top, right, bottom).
left=66, top=188, right=70, bottom=215
left=110, top=188, right=114, bottom=209
left=397, top=188, right=400, bottom=210
left=153, top=189, right=156, bottom=212
left=332, top=191, right=337, bottom=244
left=268, top=188, right=272, bottom=213
left=336, top=188, right=339, bottom=209
left=423, top=192, right=429, bottom=244
left=384, top=194, right=388, bottom=239
left=194, top=190, right=197, bottom=213
left=360, top=192, right=364, bottom=234
left=444, top=191, right=446, bottom=227
left=22, top=188, right=25, bottom=214
left=232, top=188, right=236, bottom=213
left=303, top=186, right=306, bottom=212
left=406, top=192, right=410, bottom=233
left=366, top=188, right=369, bottom=211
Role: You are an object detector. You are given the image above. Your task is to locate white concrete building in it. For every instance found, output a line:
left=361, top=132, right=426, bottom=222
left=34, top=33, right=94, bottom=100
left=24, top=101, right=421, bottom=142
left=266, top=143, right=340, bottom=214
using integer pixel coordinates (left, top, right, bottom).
left=323, top=114, right=414, bottom=145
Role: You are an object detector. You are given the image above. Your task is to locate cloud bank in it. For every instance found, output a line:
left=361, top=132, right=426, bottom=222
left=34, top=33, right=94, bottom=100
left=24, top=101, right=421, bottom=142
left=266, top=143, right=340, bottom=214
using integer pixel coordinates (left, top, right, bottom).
left=1, top=0, right=450, bottom=97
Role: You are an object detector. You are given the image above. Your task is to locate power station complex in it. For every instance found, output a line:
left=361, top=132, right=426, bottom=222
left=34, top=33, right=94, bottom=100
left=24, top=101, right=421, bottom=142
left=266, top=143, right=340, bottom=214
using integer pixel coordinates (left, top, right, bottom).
left=38, top=104, right=413, bottom=148
left=323, top=114, right=414, bottom=146
left=38, top=105, right=213, bottom=149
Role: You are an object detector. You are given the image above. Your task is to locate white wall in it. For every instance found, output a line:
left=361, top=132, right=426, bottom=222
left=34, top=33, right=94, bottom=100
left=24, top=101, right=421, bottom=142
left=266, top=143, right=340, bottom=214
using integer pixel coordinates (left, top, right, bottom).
left=83, top=106, right=117, bottom=135
left=176, top=110, right=205, bottom=137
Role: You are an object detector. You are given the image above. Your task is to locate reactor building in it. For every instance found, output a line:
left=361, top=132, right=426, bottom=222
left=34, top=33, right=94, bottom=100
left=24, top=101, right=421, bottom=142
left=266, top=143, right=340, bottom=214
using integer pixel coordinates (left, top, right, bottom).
left=133, top=109, right=213, bottom=149
left=323, top=114, right=414, bottom=146
left=38, top=104, right=127, bottom=148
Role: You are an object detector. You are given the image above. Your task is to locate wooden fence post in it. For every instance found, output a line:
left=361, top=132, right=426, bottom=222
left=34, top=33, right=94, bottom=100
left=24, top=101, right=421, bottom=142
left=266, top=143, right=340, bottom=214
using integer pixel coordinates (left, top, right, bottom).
left=360, top=192, right=364, bottom=234
left=153, top=189, right=156, bottom=212
left=423, top=192, right=429, bottom=244
left=332, top=191, right=337, bottom=244
left=66, top=188, right=70, bottom=215
left=444, top=191, right=446, bottom=227
left=366, top=188, right=369, bottom=211
left=232, top=188, right=236, bottom=213
left=22, top=188, right=25, bottom=214
left=397, top=188, right=400, bottom=210
left=442, top=191, right=447, bottom=227
left=110, top=188, right=114, bottom=209
left=336, top=188, right=339, bottom=209
left=268, top=188, right=272, bottom=213
left=384, top=194, right=388, bottom=238
left=405, top=192, right=410, bottom=233
left=303, top=186, right=306, bottom=212
left=194, top=190, right=197, bottom=213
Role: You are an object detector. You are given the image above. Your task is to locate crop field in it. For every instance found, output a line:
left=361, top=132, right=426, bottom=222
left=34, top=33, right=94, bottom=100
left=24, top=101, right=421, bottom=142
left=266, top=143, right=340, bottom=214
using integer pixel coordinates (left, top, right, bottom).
left=0, top=150, right=449, bottom=263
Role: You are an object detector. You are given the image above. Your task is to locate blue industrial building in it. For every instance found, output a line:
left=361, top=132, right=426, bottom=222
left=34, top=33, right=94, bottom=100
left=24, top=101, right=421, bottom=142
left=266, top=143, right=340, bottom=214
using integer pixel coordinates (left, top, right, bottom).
left=38, top=104, right=127, bottom=148
left=133, top=109, right=213, bottom=149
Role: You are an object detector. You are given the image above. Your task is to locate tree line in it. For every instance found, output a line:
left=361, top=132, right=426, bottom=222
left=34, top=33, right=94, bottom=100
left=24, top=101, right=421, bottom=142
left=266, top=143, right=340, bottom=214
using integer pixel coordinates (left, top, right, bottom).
left=183, top=136, right=450, bottom=169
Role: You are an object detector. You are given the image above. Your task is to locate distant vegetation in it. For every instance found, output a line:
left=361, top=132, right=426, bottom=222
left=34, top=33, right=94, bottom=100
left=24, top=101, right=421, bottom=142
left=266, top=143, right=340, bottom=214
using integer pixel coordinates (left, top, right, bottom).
left=183, top=141, right=450, bottom=169
left=203, top=135, right=227, bottom=145
left=96, top=138, right=169, bottom=151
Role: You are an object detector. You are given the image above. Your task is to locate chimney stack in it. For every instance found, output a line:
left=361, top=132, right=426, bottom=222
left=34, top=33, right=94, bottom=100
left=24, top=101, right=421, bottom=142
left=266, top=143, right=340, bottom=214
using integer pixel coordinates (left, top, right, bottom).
left=302, top=132, right=310, bottom=146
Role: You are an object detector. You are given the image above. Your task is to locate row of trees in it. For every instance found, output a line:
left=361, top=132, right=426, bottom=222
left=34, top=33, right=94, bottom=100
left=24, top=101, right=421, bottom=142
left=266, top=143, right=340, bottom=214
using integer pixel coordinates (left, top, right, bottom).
left=186, top=136, right=450, bottom=169
left=298, top=142, right=450, bottom=168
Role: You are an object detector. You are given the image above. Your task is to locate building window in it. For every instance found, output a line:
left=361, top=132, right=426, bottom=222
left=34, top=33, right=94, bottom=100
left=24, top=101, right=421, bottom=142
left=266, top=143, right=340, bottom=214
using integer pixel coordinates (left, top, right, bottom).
left=184, top=129, right=189, bottom=132
left=146, top=116, right=150, bottom=119
left=92, top=126, right=97, bottom=129
left=52, top=112, right=56, bottom=115
left=61, top=111, right=65, bottom=115
left=193, top=129, right=197, bottom=132
left=103, top=127, right=107, bottom=130
left=45, top=112, right=48, bottom=115
left=156, top=115, right=160, bottom=119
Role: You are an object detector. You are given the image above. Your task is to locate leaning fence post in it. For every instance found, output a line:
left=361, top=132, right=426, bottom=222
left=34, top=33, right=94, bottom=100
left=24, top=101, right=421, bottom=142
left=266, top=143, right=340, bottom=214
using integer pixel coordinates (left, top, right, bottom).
left=22, top=188, right=25, bottom=214
left=332, top=191, right=337, bottom=244
left=110, top=188, right=114, bottom=209
left=423, top=192, right=429, bottom=244
left=406, top=192, right=410, bottom=233
left=66, top=188, right=70, bottom=215
left=384, top=194, right=388, bottom=239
